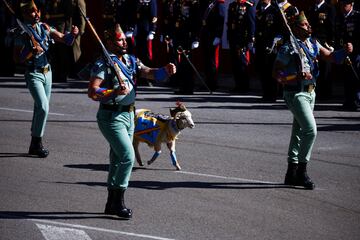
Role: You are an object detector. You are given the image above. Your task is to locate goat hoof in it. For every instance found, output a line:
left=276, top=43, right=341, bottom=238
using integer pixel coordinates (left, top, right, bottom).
left=138, top=161, right=144, bottom=166
left=147, top=160, right=153, bottom=165
left=175, top=164, right=181, bottom=171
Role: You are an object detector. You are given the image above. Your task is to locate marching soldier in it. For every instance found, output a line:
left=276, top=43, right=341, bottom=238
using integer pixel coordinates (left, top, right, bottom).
left=306, top=0, right=336, bottom=100
left=337, top=0, right=360, bottom=110
left=255, top=0, right=281, bottom=101
left=227, top=0, right=256, bottom=93
left=13, top=0, right=78, bottom=157
left=273, top=11, right=353, bottom=189
left=198, top=0, right=225, bottom=92
left=161, top=0, right=200, bottom=94
left=88, top=23, right=176, bottom=219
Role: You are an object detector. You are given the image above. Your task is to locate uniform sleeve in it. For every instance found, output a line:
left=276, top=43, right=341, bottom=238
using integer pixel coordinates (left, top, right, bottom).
left=90, top=59, right=107, bottom=80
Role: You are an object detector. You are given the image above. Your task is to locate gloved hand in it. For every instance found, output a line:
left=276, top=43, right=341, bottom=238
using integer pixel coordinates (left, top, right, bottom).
left=147, top=31, right=155, bottom=40
left=125, top=31, right=133, bottom=38
left=191, top=41, right=199, bottom=49
left=212, top=37, right=221, bottom=46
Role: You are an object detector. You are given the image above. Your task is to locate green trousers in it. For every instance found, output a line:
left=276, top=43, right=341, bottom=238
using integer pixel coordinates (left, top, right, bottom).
left=25, top=68, right=52, bottom=138
left=97, top=109, right=135, bottom=190
left=284, top=90, right=317, bottom=163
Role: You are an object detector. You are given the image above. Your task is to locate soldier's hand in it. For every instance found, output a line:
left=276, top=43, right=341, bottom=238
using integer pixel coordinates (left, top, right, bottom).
left=191, top=41, right=199, bottom=49
left=115, top=85, right=130, bottom=95
left=32, top=44, right=44, bottom=55
left=125, top=31, right=133, bottom=38
left=147, top=32, right=155, bottom=40
left=302, top=72, right=313, bottom=80
left=212, top=37, right=221, bottom=46
left=71, top=25, right=79, bottom=37
left=344, top=42, right=353, bottom=55
left=165, top=63, right=176, bottom=76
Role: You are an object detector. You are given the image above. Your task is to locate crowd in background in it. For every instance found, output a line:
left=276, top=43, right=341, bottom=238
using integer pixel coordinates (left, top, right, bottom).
left=0, top=0, right=359, bottom=110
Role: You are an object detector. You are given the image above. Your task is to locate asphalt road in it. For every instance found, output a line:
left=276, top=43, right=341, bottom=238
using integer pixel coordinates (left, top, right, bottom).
left=0, top=77, right=359, bottom=240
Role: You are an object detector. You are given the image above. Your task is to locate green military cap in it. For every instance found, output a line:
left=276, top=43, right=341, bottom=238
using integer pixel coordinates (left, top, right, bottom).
left=104, top=23, right=125, bottom=40
left=289, top=11, right=307, bottom=26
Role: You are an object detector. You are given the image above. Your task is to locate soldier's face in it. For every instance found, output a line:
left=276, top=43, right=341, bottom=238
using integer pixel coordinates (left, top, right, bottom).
left=109, top=35, right=128, bottom=55
left=23, top=7, right=41, bottom=23
left=294, top=20, right=312, bottom=39
left=341, top=3, right=353, bottom=14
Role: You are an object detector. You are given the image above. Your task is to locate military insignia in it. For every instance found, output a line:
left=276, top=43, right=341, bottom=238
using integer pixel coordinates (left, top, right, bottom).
left=266, top=14, right=274, bottom=25
left=318, top=12, right=326, bottom=24
left=347, top=22, right=354, bottom=32
left=240, top=6, right=246, bottom=15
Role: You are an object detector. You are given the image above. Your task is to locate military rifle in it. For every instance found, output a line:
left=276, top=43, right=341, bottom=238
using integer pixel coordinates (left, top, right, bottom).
left=274, top=0, right=306, bottom=78
left=78, top=8, right=125, bottom=89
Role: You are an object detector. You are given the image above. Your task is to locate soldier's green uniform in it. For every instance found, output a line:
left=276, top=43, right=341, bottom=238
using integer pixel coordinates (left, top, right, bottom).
left=13, top=0, right=78, bottom=157
left=90, top=55, right=137, bottom=190
left=14, top=21, right=55, bottom=157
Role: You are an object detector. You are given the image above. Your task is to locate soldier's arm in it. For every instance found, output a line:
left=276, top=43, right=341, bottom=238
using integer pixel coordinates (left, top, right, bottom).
left=138, top=61, right=176, bottom=82
left=50, top=24, right=79, bottom=45
left=321, top=42, right=353, bottom=63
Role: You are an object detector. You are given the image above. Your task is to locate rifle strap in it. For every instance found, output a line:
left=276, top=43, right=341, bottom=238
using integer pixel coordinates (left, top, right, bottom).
left=111, top=55, right=137, bottom=86
left=297, top=38, right=319, bottom=80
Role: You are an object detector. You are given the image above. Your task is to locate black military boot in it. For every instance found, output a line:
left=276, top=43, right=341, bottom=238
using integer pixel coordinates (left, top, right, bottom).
left=296, top=162, right=315, bottom=190
left=104, top=189, right=132, bottom=219
left=104, top=189, right=115, bottom=214
left=284, top=162, right=297, bottom=185
left=28, top=136, right=49, bottom=158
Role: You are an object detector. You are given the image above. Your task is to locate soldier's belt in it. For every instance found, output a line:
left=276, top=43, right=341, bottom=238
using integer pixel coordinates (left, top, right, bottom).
left=29, top=65, right=50, bottom=74
left=283, top=84, right=315, bottom=93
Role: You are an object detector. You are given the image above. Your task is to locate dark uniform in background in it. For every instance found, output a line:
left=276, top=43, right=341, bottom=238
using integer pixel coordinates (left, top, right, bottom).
left=133, top=0, right=158, bottom=67
left=115, top=0, right=136, bottom=54
left=198, top=0, right=225, bottom=91
left=227, top=0, right=256, bottom=93
left=336, top=0, right=360, bottom=110
left=307, top=0, right=336, bottom=100
left=43, top=0, right=72, bottom=82
left=161, top=0, right=200, bottom=94
left=101, top=0, right=118, bottom=29
left=255, top=0, right=281, bottom=101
